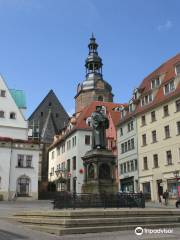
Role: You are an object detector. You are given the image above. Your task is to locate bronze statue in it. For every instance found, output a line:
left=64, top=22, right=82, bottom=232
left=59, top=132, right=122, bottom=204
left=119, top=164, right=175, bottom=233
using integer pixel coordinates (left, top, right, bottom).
left=91, top=106, right=109, bottom=149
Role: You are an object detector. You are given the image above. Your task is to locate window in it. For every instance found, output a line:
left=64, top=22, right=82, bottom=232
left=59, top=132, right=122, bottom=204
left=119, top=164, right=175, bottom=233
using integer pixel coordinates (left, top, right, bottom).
left=51, top=151, right=54, bottom=159
left=123, top=163, right=126, bottom=173
left=164, top=125, right=170, bottom=139
left=175, top=64, right=180, bottom=75
left=127, top=162, right=130, bottom=172
left=57, top=147, right=60, bottom=156
left=176, top=99, right=180, bottom=112
left=56, top=113, right=59, bottom=118
left=134, top=159, right=137, bottom=170
left=124, top=142, right=127, bottom=152
left=152, top=130, right=157, bottom=143
left=0, top=111, right=5, bottom=118
left=128, top=121, right=134, bottom=132
left=72, top=136, right=76, bottom=147
left=129, top=103, right=133, bottom=112
left=143, top=157, right=148, bottom=170
left=141, top=115, right=146, bottom=126
left=166, top=151, right=172, bottom=165
left=10, top=112, right=16, bottom=119
left=153, top=154, right=158, bottom=168
left=164, top=80, right=175, bottom=95
left=142, top=134, right=147, bottom=146
left=26, top=155, right=32, bottom=168
left=131, top=161, right=134, bottom=172
left=48, top=102, right=52, bottom=107
left=177, top=121, right=180, bottom=135
left=128, top=140, right=131, bottom=151
left=163, top=105, right=169, bottom=117
left=67, top=159, right=70, bottom=172
left=151, top=111, right=156, bottom=122
left=73, top=156, right=76, bottom=170
left=131, top=138, right=135, bottom=149
left=40, top=112, right=43, bottom=117
left=98, top=96, right=103, bottom=101
left=17, top=155, right=24, bottom=167
left=120, top=128, right=123, bottom=136
left=120, top=164, right=123, bottom=174
left=85, top=135, right=90, bottom=145
left=0, top=90, right=6, bottom=97
left=121, top=143, right=124, bottom=153
left=151, top=78, right=160, bottom=89
left=67, top=140, right=71, bottom=150
left=141, top=94, right=153, bottom=106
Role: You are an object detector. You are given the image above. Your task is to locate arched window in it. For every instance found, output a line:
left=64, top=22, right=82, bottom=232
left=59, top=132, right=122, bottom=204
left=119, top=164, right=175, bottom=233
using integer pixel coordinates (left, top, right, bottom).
left=98, top=96, right=103, bottom=101
left=17, top=176, right=30, bottom=197
left=10, top=112, right=16, bottom=119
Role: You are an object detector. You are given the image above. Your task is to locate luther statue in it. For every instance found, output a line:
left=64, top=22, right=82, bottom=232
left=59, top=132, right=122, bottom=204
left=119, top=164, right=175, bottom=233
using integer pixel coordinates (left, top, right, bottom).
left=91, top=106, right=109, bottom=149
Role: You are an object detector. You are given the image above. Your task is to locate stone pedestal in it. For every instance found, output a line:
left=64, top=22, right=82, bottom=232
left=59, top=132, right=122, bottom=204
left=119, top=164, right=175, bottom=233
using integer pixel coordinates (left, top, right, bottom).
left=81, top=149, right=118, bottom=194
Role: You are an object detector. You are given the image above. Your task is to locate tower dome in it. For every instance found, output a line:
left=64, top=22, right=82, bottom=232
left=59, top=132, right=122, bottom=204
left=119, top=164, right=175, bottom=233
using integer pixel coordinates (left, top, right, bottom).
left=75, top=34, right=114, bottom=113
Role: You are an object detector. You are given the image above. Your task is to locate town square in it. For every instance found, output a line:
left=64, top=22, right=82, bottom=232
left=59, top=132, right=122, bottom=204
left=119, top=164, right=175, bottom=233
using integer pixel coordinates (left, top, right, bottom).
left=0, top=0, right=180, bottom=239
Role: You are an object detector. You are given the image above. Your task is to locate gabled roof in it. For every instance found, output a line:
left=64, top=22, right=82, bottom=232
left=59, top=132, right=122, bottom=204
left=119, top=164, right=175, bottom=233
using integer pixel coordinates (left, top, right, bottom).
left=49, top=101, right=126, bottom=149
left=118, top=53, right=180, bottom=125
left=28, top=89, right=68, bottom=121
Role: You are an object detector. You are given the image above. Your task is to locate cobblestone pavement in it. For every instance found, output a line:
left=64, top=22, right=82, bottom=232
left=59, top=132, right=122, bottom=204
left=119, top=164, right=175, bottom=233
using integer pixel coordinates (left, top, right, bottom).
left=0, top=201, right=180, bottom=240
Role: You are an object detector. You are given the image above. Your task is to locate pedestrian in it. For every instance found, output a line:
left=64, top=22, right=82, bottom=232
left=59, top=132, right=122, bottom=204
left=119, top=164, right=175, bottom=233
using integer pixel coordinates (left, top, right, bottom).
left=163, top=190, right=169, bottom=205
left=159, top=194, right=163, bottom=205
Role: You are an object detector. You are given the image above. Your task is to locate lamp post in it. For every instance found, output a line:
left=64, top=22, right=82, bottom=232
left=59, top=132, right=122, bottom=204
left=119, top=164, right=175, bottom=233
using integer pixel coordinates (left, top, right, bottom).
left=173, top=170, right=179, bottom=199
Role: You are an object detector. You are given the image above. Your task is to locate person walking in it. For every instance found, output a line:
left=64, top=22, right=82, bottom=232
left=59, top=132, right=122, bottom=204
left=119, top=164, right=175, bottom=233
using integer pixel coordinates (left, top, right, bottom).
left=163, top=190, right=169, bottom=205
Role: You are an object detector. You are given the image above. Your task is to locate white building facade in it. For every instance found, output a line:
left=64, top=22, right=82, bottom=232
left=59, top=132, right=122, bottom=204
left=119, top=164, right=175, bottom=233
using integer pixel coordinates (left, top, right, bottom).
left=0, top=76, right=41, bottom=200
left=117, top=114, right=139, bottom=193
left=48, top=129, right=92, bottom=193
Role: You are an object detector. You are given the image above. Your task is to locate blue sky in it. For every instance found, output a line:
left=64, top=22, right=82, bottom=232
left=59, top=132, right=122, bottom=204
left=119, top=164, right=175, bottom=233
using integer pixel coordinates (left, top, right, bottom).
left=0, top=0, right=180, bottom=117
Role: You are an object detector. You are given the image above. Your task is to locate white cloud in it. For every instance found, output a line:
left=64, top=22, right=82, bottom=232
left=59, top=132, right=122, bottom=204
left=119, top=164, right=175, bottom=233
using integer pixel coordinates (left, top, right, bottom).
left=157, top=20, right=173, bottom=31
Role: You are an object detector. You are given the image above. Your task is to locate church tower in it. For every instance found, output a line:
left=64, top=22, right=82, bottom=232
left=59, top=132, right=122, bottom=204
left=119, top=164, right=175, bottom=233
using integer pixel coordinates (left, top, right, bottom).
left=75, top=34, right=114, bottom=113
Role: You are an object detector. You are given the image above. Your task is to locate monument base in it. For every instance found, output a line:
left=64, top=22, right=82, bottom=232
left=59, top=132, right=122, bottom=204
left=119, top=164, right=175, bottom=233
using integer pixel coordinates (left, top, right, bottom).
left=81, top=149, right=118, bottom=194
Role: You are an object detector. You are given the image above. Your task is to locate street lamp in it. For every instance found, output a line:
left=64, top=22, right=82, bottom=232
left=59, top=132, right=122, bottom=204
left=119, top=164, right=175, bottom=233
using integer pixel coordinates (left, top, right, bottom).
left=173, top=170, right=179, bottom=198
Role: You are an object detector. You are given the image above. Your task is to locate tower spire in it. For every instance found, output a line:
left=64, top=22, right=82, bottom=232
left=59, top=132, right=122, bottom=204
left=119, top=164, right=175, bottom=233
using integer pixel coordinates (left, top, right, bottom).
left=85, top=34, right=103, bottom=77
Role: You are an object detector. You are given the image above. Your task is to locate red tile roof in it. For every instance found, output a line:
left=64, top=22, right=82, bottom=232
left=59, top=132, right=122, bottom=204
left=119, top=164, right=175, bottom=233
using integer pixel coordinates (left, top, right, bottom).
left=49, top=101, right=126, bottom=149
left=119, top=53, right=180, bottom=124
left=0, top=136, right=40, bottom=144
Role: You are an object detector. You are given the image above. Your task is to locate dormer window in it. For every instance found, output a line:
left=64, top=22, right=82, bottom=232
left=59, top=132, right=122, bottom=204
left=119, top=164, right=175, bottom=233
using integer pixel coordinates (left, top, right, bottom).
left=10, top=112, right=16, bottom=119
left=0, top=111, right=5, bottom=118
left=164, top=80, right=175, bottom=95
left=0, top=90, right=6, bottom=97
left=151, top=78, right=160, bottom=89
left=129, top=103, right=134, bottom=112
left=175, top=64, right=180, bottom=75
left=141, top=93, right=153, bottom=106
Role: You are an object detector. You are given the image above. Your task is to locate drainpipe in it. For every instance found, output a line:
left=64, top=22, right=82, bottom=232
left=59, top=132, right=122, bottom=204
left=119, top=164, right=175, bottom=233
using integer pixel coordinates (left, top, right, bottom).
left=8, top=140, right=13, bottom=201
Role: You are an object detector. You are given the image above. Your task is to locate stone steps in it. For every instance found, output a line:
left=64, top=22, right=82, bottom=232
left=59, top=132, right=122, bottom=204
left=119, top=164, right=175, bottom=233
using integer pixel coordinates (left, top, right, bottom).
left=13, top=209, right=180, bottom=235
left=23, top=222, right=180, bottom=235
left=13, top=216, right=180, bottom=227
